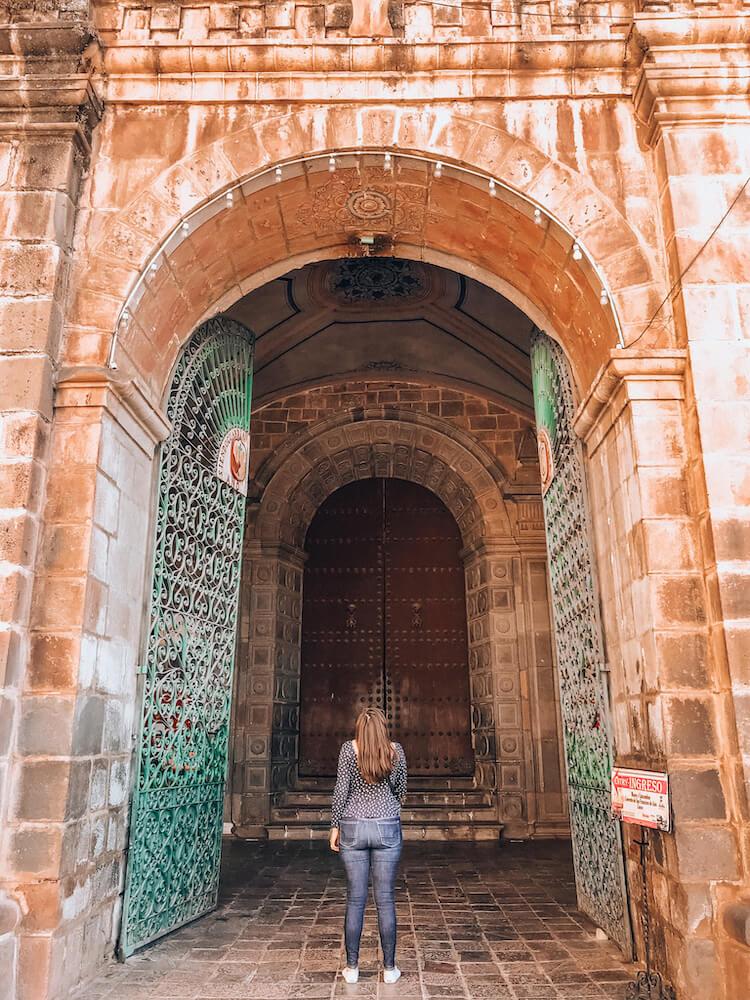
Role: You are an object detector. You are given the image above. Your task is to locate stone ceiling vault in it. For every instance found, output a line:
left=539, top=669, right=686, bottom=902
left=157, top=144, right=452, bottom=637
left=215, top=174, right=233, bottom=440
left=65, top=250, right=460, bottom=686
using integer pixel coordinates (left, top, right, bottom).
left=227, top=258, right=537, bottom=416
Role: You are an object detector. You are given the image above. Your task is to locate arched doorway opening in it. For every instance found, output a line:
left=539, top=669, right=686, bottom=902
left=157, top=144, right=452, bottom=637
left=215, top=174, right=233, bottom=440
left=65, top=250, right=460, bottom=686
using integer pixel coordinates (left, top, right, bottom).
left=110, top=217, right=636, bottom=965
left=298, top=477, right=474, bottom=778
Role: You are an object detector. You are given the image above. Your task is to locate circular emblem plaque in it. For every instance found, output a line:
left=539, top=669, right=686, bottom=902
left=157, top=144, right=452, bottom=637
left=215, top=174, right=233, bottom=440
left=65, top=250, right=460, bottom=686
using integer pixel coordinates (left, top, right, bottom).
left=216, top=427, right=250, bottom=495
left=537, top=426, right=554, bottom=495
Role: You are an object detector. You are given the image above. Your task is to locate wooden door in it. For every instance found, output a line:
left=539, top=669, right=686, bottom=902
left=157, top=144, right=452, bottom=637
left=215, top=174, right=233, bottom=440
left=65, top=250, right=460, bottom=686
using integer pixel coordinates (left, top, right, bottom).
left=298, top=478, right=474, bottom=777
left=299, top=479, right=384, bottom=775
left=384, top=479, right=474, bottom=775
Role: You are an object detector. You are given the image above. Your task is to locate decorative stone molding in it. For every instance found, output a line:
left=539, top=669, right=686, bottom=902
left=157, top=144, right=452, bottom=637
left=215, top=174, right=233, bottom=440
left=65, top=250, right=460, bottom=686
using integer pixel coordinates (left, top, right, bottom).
left=0, top=22, right=102, bottom=149
left=69, top=102, right=663, bottom=396
left=55, top=367, right=171, bottom=456
left=573, top=349, right=686, bottom=455
left=252, top=407, right=512, bottom=549
left=633, top=14, right=750, bottom=143
left=89, top=0, right=641, bottom=50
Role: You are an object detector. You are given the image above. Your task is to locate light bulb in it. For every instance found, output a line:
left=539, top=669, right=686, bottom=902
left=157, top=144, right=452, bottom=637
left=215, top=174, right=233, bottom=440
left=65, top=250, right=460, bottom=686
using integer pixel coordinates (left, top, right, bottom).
left=328, top=155, right=336, bottom=173
left=121, top=309, right=130, bottom=324
left=275, top=166, right=282, bottom=183
left=489, top=178, right=496, bottom=197
left=572, top=242, right=582, bottom=261
left=181, top=220, right=189, bottom=235
left=150, top=258, right=159, bottom=274
left=384, top=152, right=392, bottom=170
left=226, top=190, right=234, bottom=207
left=600, top=288, right=609, bottom=306
left=534, top=207, right=542, bottom=225
left=435, top=161, right=443, bottom=178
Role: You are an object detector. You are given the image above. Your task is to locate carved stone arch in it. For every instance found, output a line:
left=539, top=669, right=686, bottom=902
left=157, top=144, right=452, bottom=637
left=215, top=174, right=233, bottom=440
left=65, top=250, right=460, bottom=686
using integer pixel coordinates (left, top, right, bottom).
left=231, top=408, right=550, bottom=840
left=68, top=104, right=668, bottom=398
left=252, top=407, right=514, bottom=551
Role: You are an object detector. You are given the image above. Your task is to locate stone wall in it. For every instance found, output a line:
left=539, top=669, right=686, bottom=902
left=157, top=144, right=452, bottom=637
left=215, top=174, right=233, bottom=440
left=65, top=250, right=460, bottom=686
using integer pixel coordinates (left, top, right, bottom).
left=0, top=23, right=102, bottom=1000
left=0, top=372, right=167, bottom=999
left=1, top=3, right=749, bottom=998
left=577, top=352, right=750, bottom=998
left=248, top=380, right=529, bottom=480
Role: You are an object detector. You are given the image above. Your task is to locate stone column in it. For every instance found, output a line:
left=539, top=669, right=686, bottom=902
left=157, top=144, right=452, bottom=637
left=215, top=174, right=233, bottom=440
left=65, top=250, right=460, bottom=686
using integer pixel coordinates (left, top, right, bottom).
left=231, top=541, right=305, bottom=837
left=1, top=370, right=167, bottom=1000
left=633, top=16, right=750, bottom=994
left=576, top=351, right=749, bottom=1000
left=518, top=546, right=568, bottom=837
left=0, top=20, right=102, bottom=1000
left=464, top=540, right=536, bottom=838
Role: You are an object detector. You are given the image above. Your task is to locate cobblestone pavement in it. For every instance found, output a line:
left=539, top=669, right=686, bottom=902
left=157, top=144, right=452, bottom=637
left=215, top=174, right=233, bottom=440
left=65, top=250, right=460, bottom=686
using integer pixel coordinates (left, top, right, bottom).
left=73, top=839, right=635, bottom=1000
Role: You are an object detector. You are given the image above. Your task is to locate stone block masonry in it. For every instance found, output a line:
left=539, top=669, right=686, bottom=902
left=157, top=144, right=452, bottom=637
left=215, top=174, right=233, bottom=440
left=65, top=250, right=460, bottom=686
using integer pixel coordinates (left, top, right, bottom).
left=1, top=3, right=749, bottom=999
left=247, top=381, right=529, bottom=481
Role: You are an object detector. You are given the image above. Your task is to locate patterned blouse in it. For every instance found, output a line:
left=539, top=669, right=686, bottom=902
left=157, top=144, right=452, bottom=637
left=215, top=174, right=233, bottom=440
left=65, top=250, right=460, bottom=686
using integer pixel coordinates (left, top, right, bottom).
left=330, top=740, right=408, bottom=828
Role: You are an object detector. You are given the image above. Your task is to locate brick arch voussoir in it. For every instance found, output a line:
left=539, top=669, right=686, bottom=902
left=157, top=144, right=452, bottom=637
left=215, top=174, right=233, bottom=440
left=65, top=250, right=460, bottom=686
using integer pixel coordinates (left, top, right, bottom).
left=79, top=105, right=660, bottom=372
left=254, top=410, right=512, bottom=549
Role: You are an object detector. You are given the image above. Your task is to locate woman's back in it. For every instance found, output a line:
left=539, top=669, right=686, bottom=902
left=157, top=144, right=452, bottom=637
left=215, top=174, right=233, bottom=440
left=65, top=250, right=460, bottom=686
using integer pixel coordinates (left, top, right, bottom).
left=331, top=740, right=407, bottom=827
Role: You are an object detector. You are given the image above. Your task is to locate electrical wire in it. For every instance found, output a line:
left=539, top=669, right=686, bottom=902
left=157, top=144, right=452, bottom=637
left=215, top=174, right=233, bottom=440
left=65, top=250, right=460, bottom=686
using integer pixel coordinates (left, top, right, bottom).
left=625, top=174, right=750, bottom=349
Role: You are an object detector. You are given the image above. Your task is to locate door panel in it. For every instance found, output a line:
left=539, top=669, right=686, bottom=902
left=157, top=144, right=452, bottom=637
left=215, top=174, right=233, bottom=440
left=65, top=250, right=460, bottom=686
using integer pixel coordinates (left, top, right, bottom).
left=384, top=479, right=474, bottom=776
left=530, top=330, right=632, bottom=955
left=299, top=479, right=384, bottom=775
left=298, top=477, right=474, bottom=778
left=120, top=318, right=254, bottom=956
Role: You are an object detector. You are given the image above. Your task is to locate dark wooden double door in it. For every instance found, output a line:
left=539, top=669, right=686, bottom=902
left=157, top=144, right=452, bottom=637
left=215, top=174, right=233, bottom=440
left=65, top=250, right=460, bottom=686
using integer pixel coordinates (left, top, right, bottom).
left=299, top=478, right=474, bottom=778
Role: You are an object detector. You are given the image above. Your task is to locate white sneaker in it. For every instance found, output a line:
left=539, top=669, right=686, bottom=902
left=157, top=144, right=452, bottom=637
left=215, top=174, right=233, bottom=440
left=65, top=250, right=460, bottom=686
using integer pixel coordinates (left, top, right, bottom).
left=342, top=966, right=359, bottom=984
left=383, top=967, right=401, bottom=984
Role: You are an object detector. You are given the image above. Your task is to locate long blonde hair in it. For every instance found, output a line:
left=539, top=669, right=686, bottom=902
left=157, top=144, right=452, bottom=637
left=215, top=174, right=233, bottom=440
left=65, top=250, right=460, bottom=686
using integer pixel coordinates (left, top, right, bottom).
left=354, top=707, right=395, bottom=784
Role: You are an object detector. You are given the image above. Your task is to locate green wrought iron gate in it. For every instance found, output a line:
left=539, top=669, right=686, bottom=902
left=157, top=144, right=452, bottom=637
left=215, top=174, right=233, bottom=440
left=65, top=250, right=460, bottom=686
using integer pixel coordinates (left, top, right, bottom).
left=530, top=330, right=632, bottom=955
left=120, top=317, right=254, bottom=956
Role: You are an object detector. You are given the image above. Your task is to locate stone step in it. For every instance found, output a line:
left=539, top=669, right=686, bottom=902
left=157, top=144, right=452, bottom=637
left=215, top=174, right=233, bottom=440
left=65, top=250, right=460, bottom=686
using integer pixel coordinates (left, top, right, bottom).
left=272, top=807, right=497, bottom=825
left=265, top=819, right=503, bottom=842
left=278, top=789, right=493, bottom=809
left=294, top=776, right=479, bottom=792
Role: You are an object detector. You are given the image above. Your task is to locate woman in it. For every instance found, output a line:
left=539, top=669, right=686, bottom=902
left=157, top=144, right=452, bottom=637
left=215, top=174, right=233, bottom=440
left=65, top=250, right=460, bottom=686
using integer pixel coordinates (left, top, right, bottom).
left=329, top=706, right=407, bottom=985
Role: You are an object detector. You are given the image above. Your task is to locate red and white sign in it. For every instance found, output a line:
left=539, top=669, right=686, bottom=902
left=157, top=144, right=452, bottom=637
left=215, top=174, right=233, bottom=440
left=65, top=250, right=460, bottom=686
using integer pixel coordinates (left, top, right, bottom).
left=611, top=767, right=671, bottom=832
left=216, top=427, right=250, bottom=495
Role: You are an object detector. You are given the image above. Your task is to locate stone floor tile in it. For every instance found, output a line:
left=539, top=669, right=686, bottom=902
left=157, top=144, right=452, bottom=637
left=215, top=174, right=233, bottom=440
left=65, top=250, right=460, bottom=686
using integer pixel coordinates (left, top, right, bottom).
left=71, top=841, right=635, bottom=1000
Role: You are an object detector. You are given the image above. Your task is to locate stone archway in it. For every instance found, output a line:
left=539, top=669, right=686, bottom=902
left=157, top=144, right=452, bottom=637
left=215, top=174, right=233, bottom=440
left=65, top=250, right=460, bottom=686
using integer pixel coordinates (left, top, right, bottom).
left=65, top=107, right=669, bottom=405
left=228, top=408, right=565, bottom=840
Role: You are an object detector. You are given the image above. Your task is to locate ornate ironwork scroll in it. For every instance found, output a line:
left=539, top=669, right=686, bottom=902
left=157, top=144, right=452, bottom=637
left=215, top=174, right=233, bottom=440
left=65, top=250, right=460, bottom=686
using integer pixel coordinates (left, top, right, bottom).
left=530, top=331, right=632, bottom=955
left=625, top=831, right=677, bottom=999
left=120, top=317, right=254, bottom=956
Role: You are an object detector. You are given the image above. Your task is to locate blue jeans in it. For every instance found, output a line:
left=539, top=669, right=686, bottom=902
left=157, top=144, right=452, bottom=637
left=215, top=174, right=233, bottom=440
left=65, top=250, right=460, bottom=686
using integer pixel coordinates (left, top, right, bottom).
left=339, top=817, right=402, bottom=968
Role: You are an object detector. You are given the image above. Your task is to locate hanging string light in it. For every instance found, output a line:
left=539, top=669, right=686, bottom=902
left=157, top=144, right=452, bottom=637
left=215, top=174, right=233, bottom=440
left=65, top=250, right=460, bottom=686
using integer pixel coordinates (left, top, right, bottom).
left=108, top=149, right=627, bottom=368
